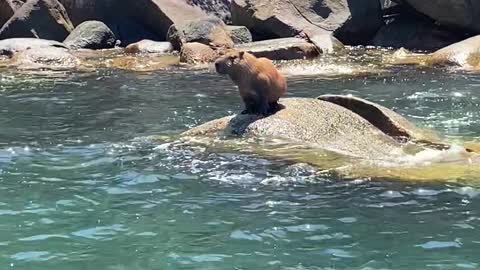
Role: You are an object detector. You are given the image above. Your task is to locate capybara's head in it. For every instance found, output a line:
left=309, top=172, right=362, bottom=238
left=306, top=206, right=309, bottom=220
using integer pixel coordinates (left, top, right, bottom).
left=214, top=50, right=245, bottom=75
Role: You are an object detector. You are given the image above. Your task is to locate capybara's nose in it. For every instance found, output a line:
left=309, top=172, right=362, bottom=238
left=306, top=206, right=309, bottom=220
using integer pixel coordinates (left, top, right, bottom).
left=214, top=62, right=220, bottom=72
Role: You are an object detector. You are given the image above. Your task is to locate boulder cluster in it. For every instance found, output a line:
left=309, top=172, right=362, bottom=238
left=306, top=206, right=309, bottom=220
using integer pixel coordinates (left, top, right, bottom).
left=0, top=0, right=479, bottom=67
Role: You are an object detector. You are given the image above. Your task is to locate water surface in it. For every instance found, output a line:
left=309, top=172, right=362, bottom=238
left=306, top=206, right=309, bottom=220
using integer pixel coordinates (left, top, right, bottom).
left=1, top=62, right=480, bottom=269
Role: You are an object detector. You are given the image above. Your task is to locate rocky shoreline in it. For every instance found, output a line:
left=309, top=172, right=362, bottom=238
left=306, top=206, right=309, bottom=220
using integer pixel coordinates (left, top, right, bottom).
left=0, top=0, right=480, bottom=71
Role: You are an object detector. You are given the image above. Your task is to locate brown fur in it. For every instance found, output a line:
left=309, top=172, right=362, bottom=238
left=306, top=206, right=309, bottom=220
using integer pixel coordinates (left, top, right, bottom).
left=214, top=50, right=287, bottom=116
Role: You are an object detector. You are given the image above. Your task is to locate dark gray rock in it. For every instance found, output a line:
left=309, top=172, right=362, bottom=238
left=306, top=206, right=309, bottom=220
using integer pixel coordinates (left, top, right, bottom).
left=373, top=16, right=463, bottom=51
left=0, top=0, right=24, bottom=27
left=225, top=25, right=252, bottom=44
left=186, top=0, right=231, bottom=23
left=167, top=18, right=234, bottom=51
left=0, top=38, right=66, bottom=56
left=0, top=0, right=74, bottom=41
left=393, top=0, right=480, bottom=33
left=231, top=0, right=383, bottom=45
left=63, top=21, right=116, bottom=50
left=234, top=38, right=319, bottom=60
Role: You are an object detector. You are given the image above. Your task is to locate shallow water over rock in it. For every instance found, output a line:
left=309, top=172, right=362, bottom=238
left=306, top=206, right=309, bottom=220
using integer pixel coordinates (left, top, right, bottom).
left=1, top=58, right=480, bottom=269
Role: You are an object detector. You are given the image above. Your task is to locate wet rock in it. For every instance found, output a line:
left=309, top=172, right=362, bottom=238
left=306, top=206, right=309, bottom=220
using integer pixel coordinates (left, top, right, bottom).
left=63, top=21, right=116, bottom=50
left=387, top=35, right=480, bottom=69
left=0, top=38, right=66, bottom=56
left=394, top=0, right=480, bottom=33
left=317, top=95, right=442, bottom=145
left=234, top=38, right=319, bottom=60
left=0, top=0, right=74, bottom=41
left=182, top=97, right=406, bottom=159
left=226, top=25, right=252, bottom=44
left=167, top=18, right=234, bottom=51
left=124, top=40, right=173, bottom=54
left=105, top=54, right=179, bottom=71
left=4, top=47, right=79, bottom=69
left=231, top=0, right=383, bottom=45
left=373, top=16, right=463, bottom=51
left=179, top=42, right=218, bottom=64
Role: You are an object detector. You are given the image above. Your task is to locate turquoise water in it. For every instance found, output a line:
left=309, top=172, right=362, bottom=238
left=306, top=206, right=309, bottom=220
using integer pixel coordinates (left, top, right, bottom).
left=1, top=65, right=480, bottom=269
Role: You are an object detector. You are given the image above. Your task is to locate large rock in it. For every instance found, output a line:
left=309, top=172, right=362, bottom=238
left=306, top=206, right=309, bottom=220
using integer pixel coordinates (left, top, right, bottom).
left=0, top=0, right=24, bottom=27
left=235, top=38, right=319, bottom=60
left=0, top=38, right=66, bottom=56
left=0, top=0, right=74, bottom=41
left=124, top=40, right=173, bottom=54
left=372, top=16, right=463, bottom=51
left=394, top=0, right=480, bottom=34
left=186, top=0, right=231, bottom=23
left=387, top=35, right=480, bottom=69
left=181, top=97, right=478, bottom=181
left=183, top=98, right=409, bottom=159
left=63, top=21, right=116, bottom=50
left=231, top=0, right=383, bottom=45
left=56, top=0, right=210, bottom=46
left=167, top=18, right=234, bottom=51
left=226, top=25, right=252, bottom=44
left=3, top=47, right=79, bottom=69
left=317, top=95, right=443, bottom=145
left=179, top=42, right=218, bottom=64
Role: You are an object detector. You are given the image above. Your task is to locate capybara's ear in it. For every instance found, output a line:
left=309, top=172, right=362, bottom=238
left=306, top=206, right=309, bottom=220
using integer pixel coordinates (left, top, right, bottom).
left=239, top=51, right=245, bottom=58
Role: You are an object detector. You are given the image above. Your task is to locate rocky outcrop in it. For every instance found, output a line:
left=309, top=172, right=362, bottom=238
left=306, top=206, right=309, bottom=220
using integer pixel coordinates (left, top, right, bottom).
left=63, top=21, right=116, bottom=50
left=183, top=98, right=411, bottom=159
left=124, top=40, right=173, bottom=54
left=387, top=35, right=480, bottom=69
left=394, top=0, right=480, bottom=34
left=317, top=95, right=443, bottom=145
left=0, top=38, right=66, bottom=56
left=167, top=18, right=233, bottom=51
left=225, top=25, right=252, bottom=44
left=372, top=16, right=464, bottom=51
left=179, top=42, right=218, bottom=64
left=0, top=0, right=23, bottom=27
left=186, top=0, right=231, bottom=23
left=231, top=0, right=383, bottom=45
left=0, top=0, right=74, bottom=41
left=235, top=38, right=319, bottom=60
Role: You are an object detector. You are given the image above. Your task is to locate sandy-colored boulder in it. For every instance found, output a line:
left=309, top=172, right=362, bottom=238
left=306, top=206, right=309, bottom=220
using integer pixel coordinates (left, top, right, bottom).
left=179, top=42, right=218, bottom=64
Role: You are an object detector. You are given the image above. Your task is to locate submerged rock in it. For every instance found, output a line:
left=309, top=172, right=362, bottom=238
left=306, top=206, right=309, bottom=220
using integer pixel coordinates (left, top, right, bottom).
left=63, top=20, right=116, bottom=50
left=235, top=38, right=319, bottom=60
left=124, top=40, right=173, bottom=54
left=0, top=0, right=74, bottom=41
left=167, top=18, right=234, bottom=51
left=179, top=42, right=218, bottom=64
left=231, top=0, right=383, bottom=45
left=105, top=54, right=179, bottom=72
